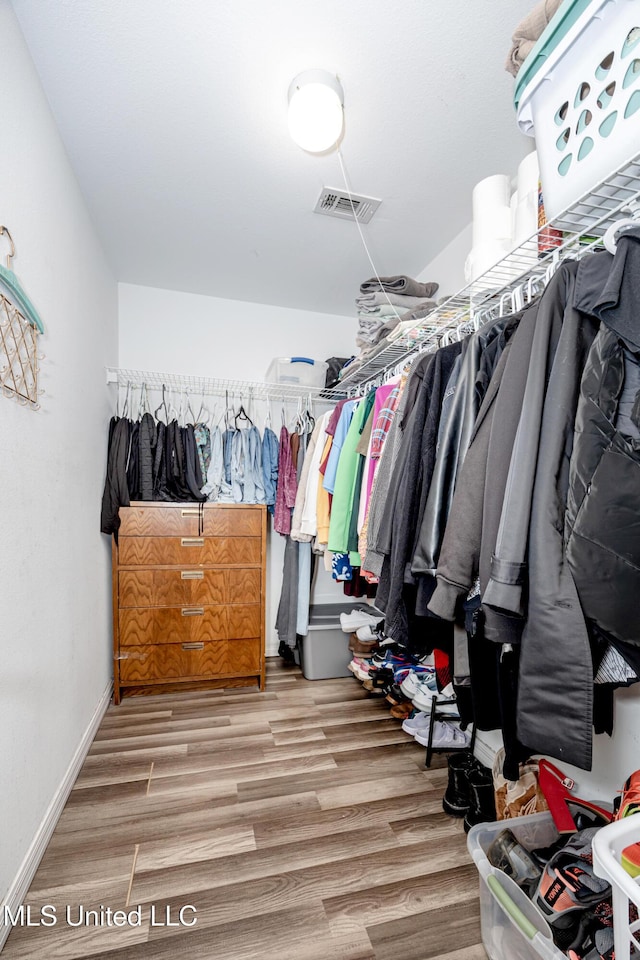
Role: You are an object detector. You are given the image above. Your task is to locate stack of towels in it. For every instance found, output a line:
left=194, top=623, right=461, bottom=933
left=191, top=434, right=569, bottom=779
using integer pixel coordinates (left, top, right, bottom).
left=355, top=276, right=439, bottom=350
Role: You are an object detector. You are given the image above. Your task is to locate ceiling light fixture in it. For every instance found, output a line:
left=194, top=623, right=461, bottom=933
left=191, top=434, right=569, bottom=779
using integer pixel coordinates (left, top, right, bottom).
left=287, top=70, right=344, bottom=153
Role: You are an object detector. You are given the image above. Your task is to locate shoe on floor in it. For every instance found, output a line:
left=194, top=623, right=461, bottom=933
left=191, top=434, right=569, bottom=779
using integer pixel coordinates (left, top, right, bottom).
left=348, top=633, right=378, bottom=655
left=401, top=711, right=431, bottom=736
left=411, top=679, right=459, bottom=715
left=348, top=657, right=372, bottom=681
left=340, top=607, right=384, bottom=633
left=414, top=720, right=470, bottom=749
left=355, top=622, right=386, bottom=642
left=400, top=668, right=437, bottom=698
left=390, top=701, right=414, bottom=719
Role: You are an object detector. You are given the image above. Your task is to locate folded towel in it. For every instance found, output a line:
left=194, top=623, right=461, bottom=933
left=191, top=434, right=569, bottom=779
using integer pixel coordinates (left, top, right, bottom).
left=359, top=276, right=439, bottom=299
left=505, top=0, right=562, bottom=77
left=357, top=306, right=401, bottom=323
left=371, top=301, right=437, bottom=344
left=355, top=291, right=429, bottom=312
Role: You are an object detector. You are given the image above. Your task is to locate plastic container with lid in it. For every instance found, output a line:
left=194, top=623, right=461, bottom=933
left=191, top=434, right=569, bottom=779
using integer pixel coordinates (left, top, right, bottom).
left=265, top=357, right=329, bottom=388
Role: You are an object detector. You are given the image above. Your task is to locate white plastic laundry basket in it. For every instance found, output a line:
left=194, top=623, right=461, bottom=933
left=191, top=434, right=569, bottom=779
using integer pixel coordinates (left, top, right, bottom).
left=515, top=0, right=640, bottom=221
left=592, top=817, right=640, bottom=960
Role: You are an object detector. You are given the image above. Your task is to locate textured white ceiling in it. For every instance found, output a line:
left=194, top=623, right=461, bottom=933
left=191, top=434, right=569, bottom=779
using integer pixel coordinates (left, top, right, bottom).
left=12, top=0, right=536, bottom=316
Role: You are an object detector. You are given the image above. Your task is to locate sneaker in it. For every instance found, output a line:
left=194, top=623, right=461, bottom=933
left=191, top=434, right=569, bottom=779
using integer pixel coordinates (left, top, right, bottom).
left=487, top=828, right=542, bottom=897
left=400, top=668, right=437, bottom=698
left=347, top=657, right=372, bottom=681
left=414, top=720, right=470, bottom=749
left=355, top=622, right=386, bottom=642
left=411, top=679, right=459, bottom=715
left=401, top=711, right=431, bottom=736
left=340, top=607, right=384, bottom=633
left=534, top=829, right=610, bottom=952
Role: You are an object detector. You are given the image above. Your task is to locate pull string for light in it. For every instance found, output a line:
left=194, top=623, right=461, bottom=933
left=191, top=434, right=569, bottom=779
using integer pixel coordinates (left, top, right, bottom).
left=336, top=148, right=402, bottom=322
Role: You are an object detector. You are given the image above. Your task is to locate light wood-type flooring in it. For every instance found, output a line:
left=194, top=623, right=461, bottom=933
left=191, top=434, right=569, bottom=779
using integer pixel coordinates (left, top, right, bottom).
left=3, top=660, right=487, bottom=960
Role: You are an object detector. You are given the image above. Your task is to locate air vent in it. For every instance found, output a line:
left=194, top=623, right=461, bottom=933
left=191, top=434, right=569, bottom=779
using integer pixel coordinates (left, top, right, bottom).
left=314, top=187, right=381, bottom=223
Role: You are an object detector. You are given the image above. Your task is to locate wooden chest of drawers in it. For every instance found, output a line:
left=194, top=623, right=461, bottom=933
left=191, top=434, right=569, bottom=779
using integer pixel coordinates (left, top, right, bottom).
left=112, top=502, right=266, bottom=702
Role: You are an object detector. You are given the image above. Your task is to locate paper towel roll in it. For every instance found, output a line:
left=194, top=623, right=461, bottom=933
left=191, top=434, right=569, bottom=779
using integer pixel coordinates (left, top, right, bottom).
left=472, top=174, right=512, bottom=246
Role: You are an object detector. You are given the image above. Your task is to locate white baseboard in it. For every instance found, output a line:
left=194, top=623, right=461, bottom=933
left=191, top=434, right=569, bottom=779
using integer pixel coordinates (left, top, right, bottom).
left=0, top=680, right=113, bottom=951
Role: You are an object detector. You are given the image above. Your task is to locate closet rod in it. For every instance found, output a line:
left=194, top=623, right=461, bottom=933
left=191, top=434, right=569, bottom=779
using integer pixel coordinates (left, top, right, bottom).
left=105, top=368, right=341, bottom=402
left=334, top=150, right=640, bottom=397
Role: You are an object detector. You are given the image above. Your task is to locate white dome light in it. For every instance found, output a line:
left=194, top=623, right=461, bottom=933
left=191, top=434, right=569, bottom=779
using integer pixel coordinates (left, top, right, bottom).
left=288, top=70, right=344, bottom=153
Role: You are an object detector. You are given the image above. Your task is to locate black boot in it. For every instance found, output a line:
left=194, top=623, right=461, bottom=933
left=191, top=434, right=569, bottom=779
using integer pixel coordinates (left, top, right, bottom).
left=442, top=750, right=477, bottom=818
left=463, top=767, right=497, bottom=833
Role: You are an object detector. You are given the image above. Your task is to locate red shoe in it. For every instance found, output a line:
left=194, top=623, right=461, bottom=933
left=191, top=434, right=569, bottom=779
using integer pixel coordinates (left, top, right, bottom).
left=538, top=759, right=613, bottom=835
left=615, top=769, right=640, bottom=877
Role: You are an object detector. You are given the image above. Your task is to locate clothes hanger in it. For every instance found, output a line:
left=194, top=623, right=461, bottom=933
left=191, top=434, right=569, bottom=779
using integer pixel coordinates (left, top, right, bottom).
left=122, top=381, right=131, bottom=419
left=603, top=199, right=640, bottom=255
left=154, top=384, right=169, bottom=424
left=196, top=388, right=211, bottom=425
left=0, top=226, right=44, bottom=334
left=184, top=387, right=196, bottom=425
left=234, top=402, right=254, bottom=429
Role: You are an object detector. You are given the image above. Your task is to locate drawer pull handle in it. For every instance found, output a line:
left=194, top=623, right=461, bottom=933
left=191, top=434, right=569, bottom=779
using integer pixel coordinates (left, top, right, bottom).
left=181, top=570, right=204, bottom=580
left=181, top=509, right=201, bottom=517
left=181, top=538, right=204, bottom=547
left=182, top=607, right=204, bottom=616
left=182, top=642, right=204, bottom=650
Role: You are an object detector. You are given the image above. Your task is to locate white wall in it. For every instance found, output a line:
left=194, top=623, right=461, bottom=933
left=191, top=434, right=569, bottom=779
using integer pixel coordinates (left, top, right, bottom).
left=118, top=282, right=358, bottom=655
left=118, top=282, right=357, bottom=381
left=417, top=222, right=472, bottom=299
left=0, top=0, right=117, bottom=925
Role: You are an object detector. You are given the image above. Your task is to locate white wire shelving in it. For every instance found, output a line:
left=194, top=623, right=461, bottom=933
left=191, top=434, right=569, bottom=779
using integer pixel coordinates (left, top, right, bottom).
left=326, top=150, right=640, bottom=397
left=105, top=368, right=336, bottom=404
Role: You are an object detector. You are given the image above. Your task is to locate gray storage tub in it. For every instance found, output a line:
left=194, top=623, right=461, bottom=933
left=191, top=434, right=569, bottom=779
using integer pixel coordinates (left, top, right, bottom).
left=298, top=603, right=354, bottom=680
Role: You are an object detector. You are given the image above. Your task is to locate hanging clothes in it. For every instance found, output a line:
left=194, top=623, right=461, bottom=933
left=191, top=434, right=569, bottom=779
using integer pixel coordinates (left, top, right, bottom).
left=274, top=425, right=297, bottom=536
left=262, top=426, right=279, bottom=514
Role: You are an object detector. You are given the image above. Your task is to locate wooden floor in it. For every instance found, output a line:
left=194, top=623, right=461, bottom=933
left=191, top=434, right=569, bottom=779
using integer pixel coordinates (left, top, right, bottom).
left=4, top=660, right=487, bottom=960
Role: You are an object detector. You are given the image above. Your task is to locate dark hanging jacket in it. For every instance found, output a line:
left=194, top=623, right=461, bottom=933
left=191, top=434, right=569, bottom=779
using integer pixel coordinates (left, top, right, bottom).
left=165, top=420, right=192, bottom=501
left=565, top=329, right=640, bottom=648
left=138, top=412, right=157, bottom=501
left=375, top=341, right=461, bottom=644
left=126, top=421, right=140, bottom=500
left=182, top=424, right=206, bottom=501
left=100, top=417, right=131, bottom=536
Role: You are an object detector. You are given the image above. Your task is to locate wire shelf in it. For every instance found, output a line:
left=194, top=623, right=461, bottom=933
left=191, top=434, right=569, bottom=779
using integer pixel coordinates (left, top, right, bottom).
left=106, top=368, right=336, bottom=404
left=325, top=150, right=640, bottom=397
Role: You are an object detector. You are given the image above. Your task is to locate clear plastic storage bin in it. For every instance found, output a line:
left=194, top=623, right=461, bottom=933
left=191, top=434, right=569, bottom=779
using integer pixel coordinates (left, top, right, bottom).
left=265, top=357, right=329, bottom=388
left=515, top=0, right=640, bottom=221
left=468, top=812, right=566, bottom=960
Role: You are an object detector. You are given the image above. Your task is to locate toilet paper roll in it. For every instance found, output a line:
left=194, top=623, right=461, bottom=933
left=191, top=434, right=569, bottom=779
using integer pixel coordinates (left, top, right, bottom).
left=515, top=195, right=539, bottom=245
left=511, top=191, right=519, bottom=247
left=473, top=174, right=512, bottom=246
left=517, top=150, right=540, bottom=203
